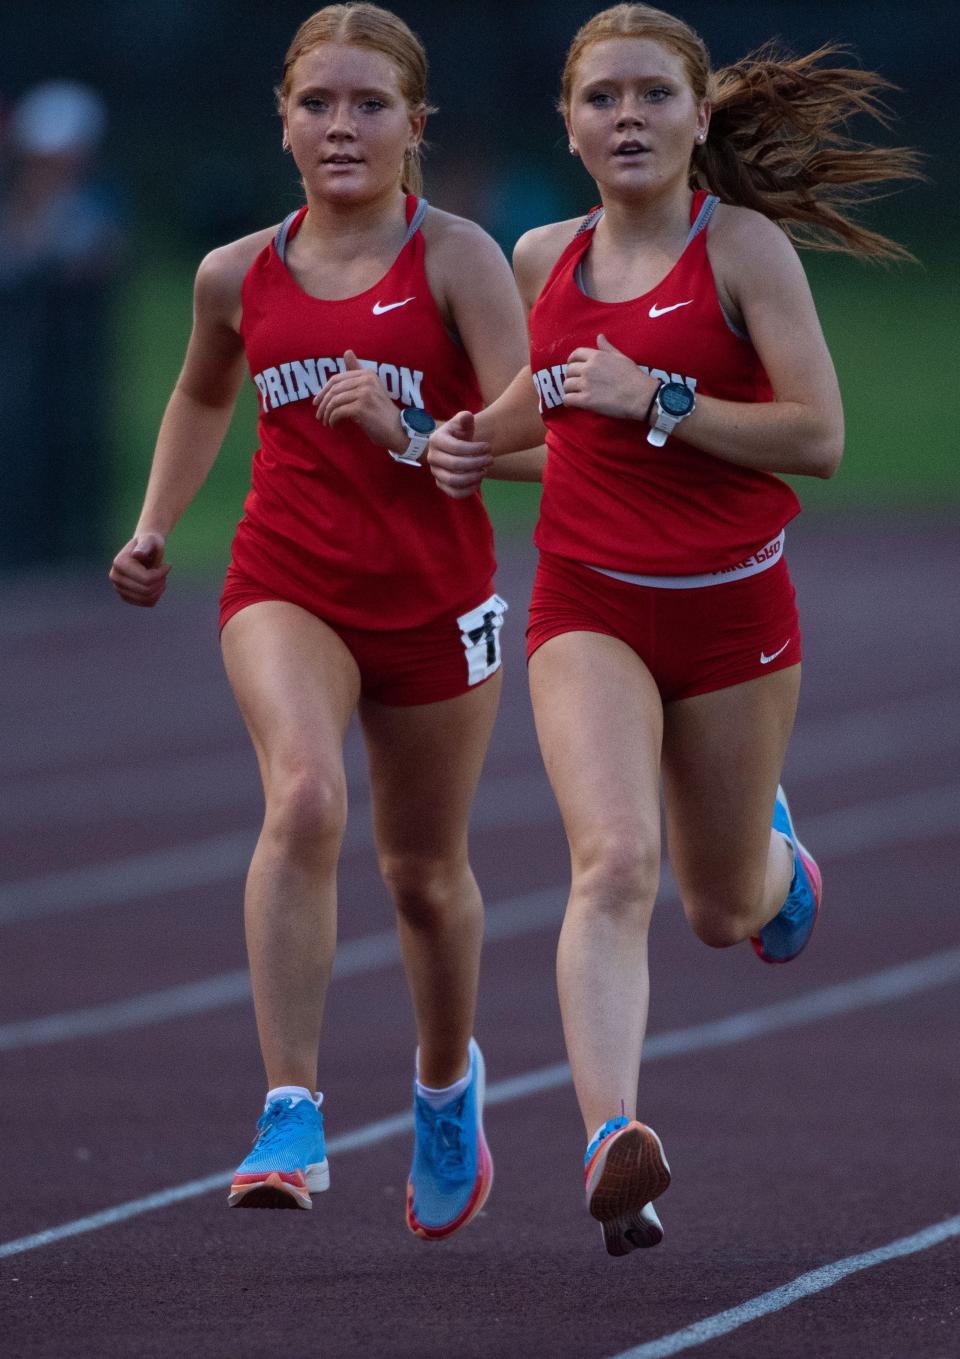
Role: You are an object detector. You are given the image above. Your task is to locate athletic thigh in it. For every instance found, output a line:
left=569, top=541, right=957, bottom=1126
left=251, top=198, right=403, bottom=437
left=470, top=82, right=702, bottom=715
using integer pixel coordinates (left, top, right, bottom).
left=661, top=665, right=801, bottom=910
left=528, top=631, right=663, bottom=871
left=359, top=670, right=502, bottom=860
left=220, top=600, right=360, bottom=802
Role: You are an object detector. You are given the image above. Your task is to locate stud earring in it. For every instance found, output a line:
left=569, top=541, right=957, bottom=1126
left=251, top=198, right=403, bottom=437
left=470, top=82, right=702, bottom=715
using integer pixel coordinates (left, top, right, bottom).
left=568, top=142, right=577, bottom=155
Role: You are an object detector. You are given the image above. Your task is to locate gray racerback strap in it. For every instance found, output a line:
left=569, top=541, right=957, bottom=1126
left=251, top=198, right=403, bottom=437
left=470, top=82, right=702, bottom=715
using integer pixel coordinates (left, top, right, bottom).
left=574, top=193, right=720, bottom=244
left=685, top=194, right=749, bottom=339
left=571, top=191, right=746, bottom=338
left=273, top=210, right=300, bottom=264
left=575, top=206, right=605, bottom=237
left=686, top=192, right=719, bottom=244
left=403, top=196, right=429, bottom=243
left=273, top=197, right=428, bottom=264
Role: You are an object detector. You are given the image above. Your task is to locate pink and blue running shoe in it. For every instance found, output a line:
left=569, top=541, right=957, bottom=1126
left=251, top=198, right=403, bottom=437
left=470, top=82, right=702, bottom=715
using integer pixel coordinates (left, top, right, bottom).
left=406, top=1038, right=493, bottom=1240
left=752, top=785, right=823, bottom=965
left=584, top=1116, right=671, bottom=1256
left=228, top=1095, right=329, bottom=1210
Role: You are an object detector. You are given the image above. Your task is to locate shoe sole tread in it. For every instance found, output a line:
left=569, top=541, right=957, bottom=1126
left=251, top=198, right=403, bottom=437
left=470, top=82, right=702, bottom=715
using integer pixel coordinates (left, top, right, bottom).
left=586, top=1124, right=670, bottom=1225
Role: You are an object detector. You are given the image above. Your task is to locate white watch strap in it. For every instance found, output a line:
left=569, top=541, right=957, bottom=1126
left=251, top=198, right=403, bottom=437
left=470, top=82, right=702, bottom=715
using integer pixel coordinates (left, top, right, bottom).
left=389, top=432, right=428, bottom=465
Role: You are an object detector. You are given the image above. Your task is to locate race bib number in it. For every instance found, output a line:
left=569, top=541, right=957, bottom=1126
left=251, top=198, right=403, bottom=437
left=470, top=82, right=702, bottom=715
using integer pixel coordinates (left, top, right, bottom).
left=457, top=593, right=508, bottom=685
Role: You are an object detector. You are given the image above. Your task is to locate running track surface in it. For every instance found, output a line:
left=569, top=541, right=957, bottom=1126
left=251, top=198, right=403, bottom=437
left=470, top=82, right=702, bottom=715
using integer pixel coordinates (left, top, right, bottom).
left=2, top=512, right=958, bottom=1359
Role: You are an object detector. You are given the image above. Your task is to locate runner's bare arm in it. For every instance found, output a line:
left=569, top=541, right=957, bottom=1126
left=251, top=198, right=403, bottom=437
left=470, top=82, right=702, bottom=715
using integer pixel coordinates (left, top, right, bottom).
left=561, top=208, right=843, bottom=479
left=134, top=239, right=262, bottom=535
left=426, top=212, right=546, bottom=481
left=110, top=232, right=268, bottom=605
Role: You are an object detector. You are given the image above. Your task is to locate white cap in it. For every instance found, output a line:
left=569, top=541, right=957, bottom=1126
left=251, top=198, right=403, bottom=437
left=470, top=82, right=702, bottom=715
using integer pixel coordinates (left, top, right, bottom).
left=9, top=80, right=107, bottom=156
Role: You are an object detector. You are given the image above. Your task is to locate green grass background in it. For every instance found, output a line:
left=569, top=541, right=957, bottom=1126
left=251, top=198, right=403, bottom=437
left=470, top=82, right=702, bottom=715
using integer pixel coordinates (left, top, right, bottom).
left=111, top=249, right=958, bottom=572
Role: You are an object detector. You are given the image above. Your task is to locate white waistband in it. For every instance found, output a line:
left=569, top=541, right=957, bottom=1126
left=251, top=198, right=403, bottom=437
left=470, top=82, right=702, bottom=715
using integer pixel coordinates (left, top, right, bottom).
left=584, top=531, right=785, bottom=590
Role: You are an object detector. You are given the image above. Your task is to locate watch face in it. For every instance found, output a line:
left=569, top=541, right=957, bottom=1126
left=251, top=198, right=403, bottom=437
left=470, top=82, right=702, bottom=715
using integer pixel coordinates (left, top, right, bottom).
left=659, top=382, right=695, bottom=417
left=402, top=407, right=436, bottom=434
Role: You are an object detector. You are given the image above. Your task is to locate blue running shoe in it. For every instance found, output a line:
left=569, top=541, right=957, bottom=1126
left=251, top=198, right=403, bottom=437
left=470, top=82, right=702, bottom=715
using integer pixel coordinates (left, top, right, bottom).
left=228, top=1096, right=329, bottom=1210
left=752, top=785, right=823, bottom=965
left=584, top=1117, right=671, bottom=1256
left=406, top=1038, right=493, bottom=1240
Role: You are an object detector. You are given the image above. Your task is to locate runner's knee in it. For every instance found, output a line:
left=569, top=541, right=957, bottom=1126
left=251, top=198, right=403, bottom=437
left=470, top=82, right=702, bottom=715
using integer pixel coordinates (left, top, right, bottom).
left=682, top=888, right=763, bottom=948
left=379, top=851, right=474, bottom=929
left=569, top=832, right=659, bottom=925
left=262, top=766, right=348, bottom=860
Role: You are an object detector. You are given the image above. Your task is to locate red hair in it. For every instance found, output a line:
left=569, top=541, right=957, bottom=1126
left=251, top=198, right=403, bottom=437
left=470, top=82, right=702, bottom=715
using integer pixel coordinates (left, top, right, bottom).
left=561, top=4, right=922, bottom=260
left=280, top=3, right=433, bottom=195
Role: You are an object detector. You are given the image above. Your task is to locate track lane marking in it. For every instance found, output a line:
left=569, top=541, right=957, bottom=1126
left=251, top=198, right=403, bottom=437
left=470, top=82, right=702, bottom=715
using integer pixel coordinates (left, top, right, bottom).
left=3, top=779, right=960, bottom=1047
left=607, top=1216, right=960, bottom=1359
left=0, top=771, right=552, bottom=923
left=6, top=683, right=956, bottom=804
left=0, top=887, right=563, bottom=1050
left=1, top=945, right=958, bottom=1259
left=5, top=778, right=960, bottom=925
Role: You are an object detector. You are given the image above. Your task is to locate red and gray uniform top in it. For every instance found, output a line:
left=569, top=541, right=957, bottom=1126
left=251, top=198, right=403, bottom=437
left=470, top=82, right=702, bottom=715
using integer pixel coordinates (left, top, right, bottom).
left=528, top=189, right=800, bottom=579
left=231, top=193, right=495, bottom=631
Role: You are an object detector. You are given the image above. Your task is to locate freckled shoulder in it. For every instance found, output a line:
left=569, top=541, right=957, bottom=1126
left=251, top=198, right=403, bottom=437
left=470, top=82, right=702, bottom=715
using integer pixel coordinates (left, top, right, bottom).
left=513, top=217, right=585, bottom=309
left=705, top=202, right=808, bottom=325
left=420, top=206, right=516, bottom=316
left=420, top=206, right=507, bottom=271
left=195, top=226, right=280, bottom=327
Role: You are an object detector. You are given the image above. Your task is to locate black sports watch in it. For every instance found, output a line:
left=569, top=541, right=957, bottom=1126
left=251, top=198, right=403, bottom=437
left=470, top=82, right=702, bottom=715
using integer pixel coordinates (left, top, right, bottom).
left=389, top=407, right=437, bottom=465
left=646, top=381, right=696, bottom=446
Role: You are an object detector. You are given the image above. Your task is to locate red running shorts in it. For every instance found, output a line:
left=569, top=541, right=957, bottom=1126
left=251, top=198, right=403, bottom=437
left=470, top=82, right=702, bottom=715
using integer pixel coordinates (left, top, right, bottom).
left=526, top=551, right=800, bottom=702
left=220, top=569, right=507, bottom=707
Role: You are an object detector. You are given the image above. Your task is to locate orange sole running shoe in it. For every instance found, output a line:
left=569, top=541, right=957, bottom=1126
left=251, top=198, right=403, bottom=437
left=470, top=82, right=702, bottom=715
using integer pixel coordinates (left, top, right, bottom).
left=584, top=1117, right=671, bottom=1256
left=228, top=1096, right=329, bottom=1210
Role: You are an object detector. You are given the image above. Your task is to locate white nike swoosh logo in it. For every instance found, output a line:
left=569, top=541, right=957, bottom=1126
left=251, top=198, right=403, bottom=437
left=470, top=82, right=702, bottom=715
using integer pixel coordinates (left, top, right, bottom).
left=760, top=640, right=792, bottom=665
left=648, top=300, right=693, bottom=319
left=372, top=297, right=415, bottom=315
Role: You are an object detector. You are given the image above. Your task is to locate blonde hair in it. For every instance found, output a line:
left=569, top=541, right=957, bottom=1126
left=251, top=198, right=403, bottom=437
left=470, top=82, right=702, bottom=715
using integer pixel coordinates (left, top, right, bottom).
left=561, top=4, right=922, bottom=261
left=279, top=3, right=433, bottom=195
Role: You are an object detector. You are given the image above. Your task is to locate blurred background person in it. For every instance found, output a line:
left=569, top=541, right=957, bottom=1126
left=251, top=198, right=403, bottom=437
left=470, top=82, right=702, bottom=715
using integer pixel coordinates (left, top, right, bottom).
left=0, top=79, right=125, bottom=570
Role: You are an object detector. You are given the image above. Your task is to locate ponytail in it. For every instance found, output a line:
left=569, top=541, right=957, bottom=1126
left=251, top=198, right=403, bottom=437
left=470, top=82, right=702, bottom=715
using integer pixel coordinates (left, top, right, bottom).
left=696, top=44, right=923, bottom=261
left=561, top=9, right=922, bottom=262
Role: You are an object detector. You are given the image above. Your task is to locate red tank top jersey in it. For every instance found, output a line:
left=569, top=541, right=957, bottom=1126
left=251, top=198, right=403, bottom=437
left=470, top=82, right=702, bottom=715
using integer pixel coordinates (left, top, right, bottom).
left=232, top=194, right=493, bottom=630
left=528, top=190, right=800, bottom=575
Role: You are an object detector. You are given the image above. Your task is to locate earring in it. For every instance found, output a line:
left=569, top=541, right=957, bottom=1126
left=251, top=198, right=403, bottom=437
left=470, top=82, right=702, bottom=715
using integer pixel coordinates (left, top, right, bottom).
left=568, top=142, right=577, bottom=155
left=697, top=132, right=706, bottom=143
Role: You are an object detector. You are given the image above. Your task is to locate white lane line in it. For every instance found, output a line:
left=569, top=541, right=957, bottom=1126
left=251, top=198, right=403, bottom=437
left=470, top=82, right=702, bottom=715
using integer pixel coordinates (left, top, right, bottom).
left=607, top=1216, right=960, bottom=1359
left=1, top=945, right=958, bottom=1259
left=4, top=776, right=960, bottom=1046
left=8, top=684, right=956, bottom=811
left=3, top=776, right=960, bottom=1047
left=0, top=831, right=257, bottom=925
left=5, top=776, right=960, bottom=926
left=0, top=771, right=553, bottom=924
left=0, top=887, right=564, bottom=1051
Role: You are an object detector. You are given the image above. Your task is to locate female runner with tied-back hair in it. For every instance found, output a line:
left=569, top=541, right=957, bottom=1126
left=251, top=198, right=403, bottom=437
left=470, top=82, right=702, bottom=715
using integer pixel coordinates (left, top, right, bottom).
left=428, top=2, right=920, bottom=1257
left=111, top=3, right=543, bottom=1240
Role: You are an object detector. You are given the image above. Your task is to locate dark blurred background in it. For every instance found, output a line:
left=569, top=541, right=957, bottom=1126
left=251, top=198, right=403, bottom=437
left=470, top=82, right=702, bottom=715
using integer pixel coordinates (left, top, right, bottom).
left=1, top=0, right=956, bottom=574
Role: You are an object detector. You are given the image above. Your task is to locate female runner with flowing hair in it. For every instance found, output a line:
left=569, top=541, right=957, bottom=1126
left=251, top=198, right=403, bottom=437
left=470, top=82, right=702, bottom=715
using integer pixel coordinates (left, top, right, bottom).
left=428, top=2, right=919, bottom=1256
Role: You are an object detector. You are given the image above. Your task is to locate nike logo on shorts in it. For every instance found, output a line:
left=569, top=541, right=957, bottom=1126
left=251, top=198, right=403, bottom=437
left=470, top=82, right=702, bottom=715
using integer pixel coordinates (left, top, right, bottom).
left=373, top=297, right=415, bottom=314
left=760, top=640, right=792, bottom=665
left=648, top=300, right=693, bottom=318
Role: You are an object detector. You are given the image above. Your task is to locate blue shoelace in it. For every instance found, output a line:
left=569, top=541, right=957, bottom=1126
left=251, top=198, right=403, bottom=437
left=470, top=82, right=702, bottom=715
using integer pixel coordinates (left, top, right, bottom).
left=585, top=1115, right=629, bottom=1166
left=419, top=1099, right=469, bottom=1179
left=252, top=1098, right=310, bottom=1149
